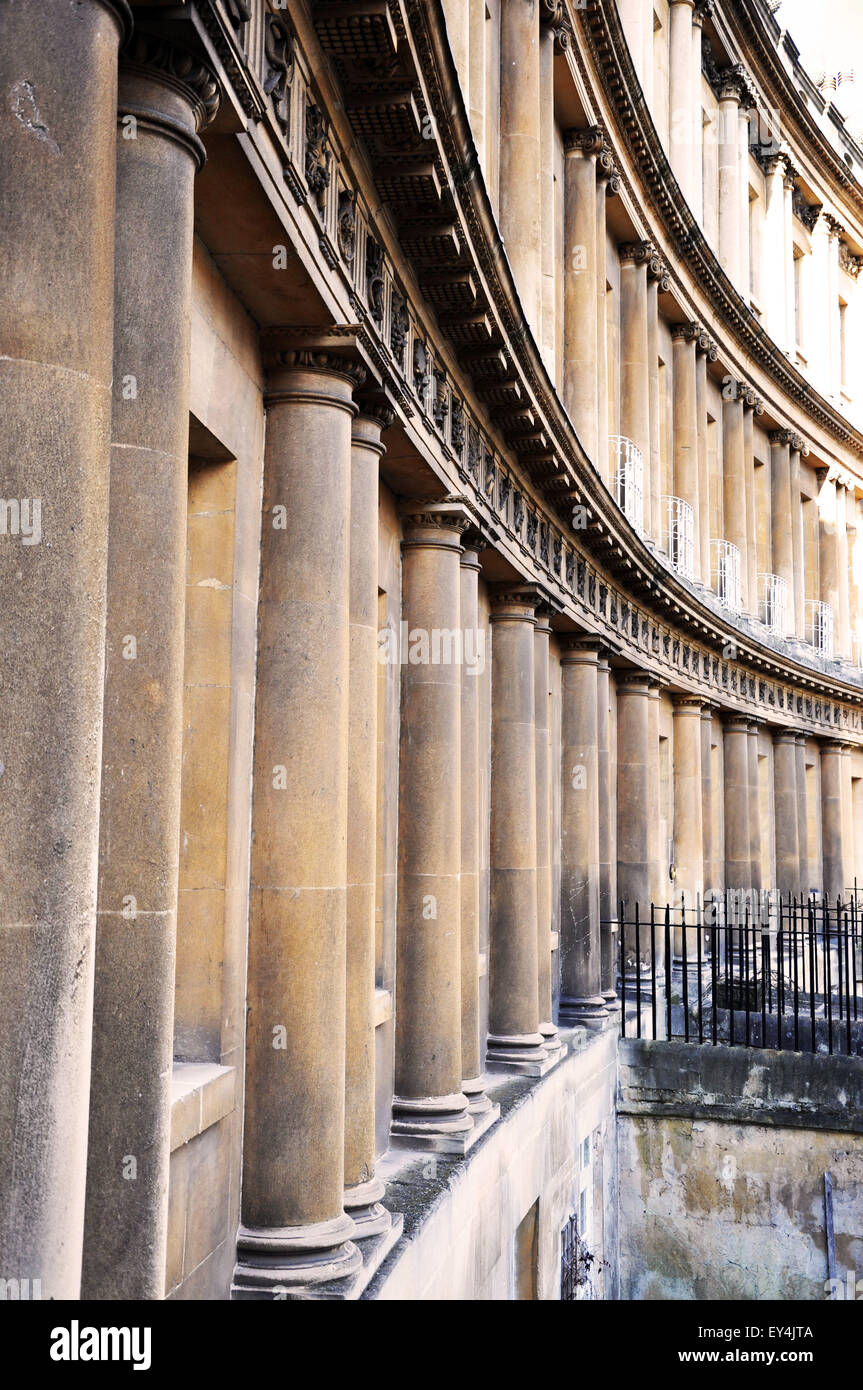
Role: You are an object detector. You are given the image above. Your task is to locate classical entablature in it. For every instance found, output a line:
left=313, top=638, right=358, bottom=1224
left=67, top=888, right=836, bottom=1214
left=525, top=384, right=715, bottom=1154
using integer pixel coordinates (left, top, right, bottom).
left=191, top=0, right=863, bottom=738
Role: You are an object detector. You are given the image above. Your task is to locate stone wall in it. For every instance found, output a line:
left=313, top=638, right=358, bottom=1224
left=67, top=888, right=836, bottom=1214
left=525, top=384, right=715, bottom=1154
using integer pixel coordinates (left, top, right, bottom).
left=618, top=1039, right=863, bottom=1300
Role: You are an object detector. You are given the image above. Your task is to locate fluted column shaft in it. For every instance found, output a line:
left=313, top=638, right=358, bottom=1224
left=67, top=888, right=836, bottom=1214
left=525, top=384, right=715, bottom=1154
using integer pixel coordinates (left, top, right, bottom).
left=672, top=324, right=701, bottom=577
left=738, top=105, right=752, bottom=303
left=691, top=5, right=708, bottom=224
left=617, top=674, right=652, bottom=931
left=563, top=132, right=600, bottom=457
left=83, top=37, right=216, bottom=1301
left=539, top=21, right=556, bottom=372
left=235, top=356, right=362, bottom=1296
left=560, top=644, right=606, bottom=1022
left=743, top=398, right=759, bottom=619
left=391, top=505, right=471, bottom=1143
left=783, top=168, right=796, bottom=347
left=597, top=654, right=617, bottom=1003
left=773, top=730, right=800, bottom=897
left=672, top=699, right=704, bottom=918
left=488, top=588, right=548, bottom=1072
left=344, top=410, right=393, bottom=1235
left=763, top=155, right=787, bottom=348
left=769, top=431, right=794, bottom=636
left=818, top=472, right=841, bottom=645
left=696, top=339, right=711, bottom=585
left=596, top=157, right=615, bottom=487
left=647, top=259, right=665, bottom=541
left=499, top=0, right=541, bottom=335
left=723, top=717, right=752, bottom=891
left=837, top=485, right=851, bottom=659
left=811, top=215, right=833, bottom=392
left=0, top=0, right=130, bottom=1300
left=620, top=243, right=651, bottom=471
left=821, top=741, right=848, bottom=903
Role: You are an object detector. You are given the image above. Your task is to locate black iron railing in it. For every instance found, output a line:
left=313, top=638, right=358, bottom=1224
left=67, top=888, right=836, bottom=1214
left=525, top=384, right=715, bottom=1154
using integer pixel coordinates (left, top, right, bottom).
left=617, top=897, right=863, bottom=1056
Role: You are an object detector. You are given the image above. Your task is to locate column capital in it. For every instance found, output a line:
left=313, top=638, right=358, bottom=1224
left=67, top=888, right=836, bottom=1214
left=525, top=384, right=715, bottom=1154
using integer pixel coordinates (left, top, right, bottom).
left=354, top=396, right=395, bottom=432
left=721, top=711, right=751, bottom=732
left=692, top=0, right=715, bottom=25
left=616, top=668, right=653, bottom=692
left=672, top=693, right=706, bottom=711
left=742, top=385, right=765, bottom=414
left=671, top=321, right=702, bottom=344
left=818, top=736, right=853, bottom=753
left=717, top=64, right=749, bottom=105
left=597, top=147, right=621, bottom=194
left=540, top=0, right=572, bottom=53
left=647, top=251, right=671, bottom=289
left=399, top=495, right=476, bottom=543
left=772, top=725, right=801, bottom=745
left=119, top=32, right=220, bottom=168
left=769, top=429, right=795, bottom=448
left=488, top=582, right=543, bottom=620
left=560, top=635, right=605, bottom=664
left=265, top=350, right=366, bottom=408
left=695, top=329, right=718, bottom=359
left=619, top=240, right=654, bottom=266
left=564, top=126, right=604, bottom=158
left=746, top=717, right=765, bottom=732
left=790, top=433, right=810, bottom=456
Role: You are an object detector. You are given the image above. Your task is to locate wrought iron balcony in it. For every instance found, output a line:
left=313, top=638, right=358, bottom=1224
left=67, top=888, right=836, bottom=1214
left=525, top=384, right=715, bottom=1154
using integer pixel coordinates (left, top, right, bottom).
left=759, top=573, right=788, bottom=638
left=664, top=495, right=695, bottom=580
left=609, top=434, right=644, bottom=534
left=711, top=539, right=742, bottom=615
left=808, top=600, right=835, bottom=658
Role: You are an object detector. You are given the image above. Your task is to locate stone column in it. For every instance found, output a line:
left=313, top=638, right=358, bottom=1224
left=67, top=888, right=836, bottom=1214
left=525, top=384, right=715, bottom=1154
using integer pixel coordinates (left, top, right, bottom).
left=672, top=698, right=704, bottom=920
left=560, top=641, right=607, bottom=1023
left=695, top=332, right=713, bottom=586
left=669, top=0, right=696, bottom=206
left=672, top=323, right=701, bottom=578
left=563, top=129, right=601, bottom=457
left=539, top=15, right=556, bottom=373
left=818, top=469, right=840, bottom=649
left=743, top=391, right=761, bottom=619
left=821, top=741, right=847, bottom=903
left=391, top=502, right=473, bottom=1147
left=795, top=734, right=810, bottom=894
left=773, top=729, right=800, bottom=898
left=0, top=0, right=131, bottom=1301
left=748, top=720, right=763, bottom=898
left=761, top=152, right=788, bottom=349
left=441, top=0, right=470, bottom=103
left=597, top=652, right=617, bottom=1005
left=620, top=242, right=652, bottom=475
left=810, top=214, right=834, bottom=393
left=722, top=383, right=749, bottom=609
left=718, top=69, right=743, bottom=287
left=783, top=163, right=797, bottom=349
left=82, top=35, right=217, bottom=1302
left=344, top=406, right=395, bottom=1236
left=738, top=102, right=752, bottom=304
left=617, top=0, right=646, bottom=86
left=596, top=151, right=618, bottom=488
left=499, top=0, right=541, bottom=335
left=700, top=705, right=715, bottom=901
left=837, top=484, right=851, bottom=660
left=691, top=1, right=709, bottom=224
left=723, top=716, right=752, bottom=891
left=234, top=353, right=364, bottom=1297
left=769, top=430, right=795, bottom=636
left=534, top=607, right=562, bottom=1049
left=647, top=252, right=669, bottom=541
left=468, top=0, right=486, bottom=163
left=790, top=438, right=807, bottom=640
left=488, top=587, right=550, bottom=1073
left=848, top=496, right=861, bottom=660
left=828, top=219, right=843, bottom=402
left=617, top=673, right=653, bottom=935
left=647, top=680, right=664, bottom=905
left=459, top=539, right=496, bottom=1114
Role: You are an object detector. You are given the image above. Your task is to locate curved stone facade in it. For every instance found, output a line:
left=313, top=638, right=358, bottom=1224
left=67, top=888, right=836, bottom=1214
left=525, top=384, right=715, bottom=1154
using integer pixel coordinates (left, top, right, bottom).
left=2, top=0, right=862, bottom=1302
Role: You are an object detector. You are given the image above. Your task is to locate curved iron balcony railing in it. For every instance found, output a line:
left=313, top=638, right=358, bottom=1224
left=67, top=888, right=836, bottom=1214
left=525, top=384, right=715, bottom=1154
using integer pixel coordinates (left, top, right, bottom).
left=760, top=573, right=789, bottom=639
left=711, top=539, right=743, bottom=615
left=664, top=496, right=695, bottom=581
left=808, top=599, right=835, bottom=658
left=610, top=435, right=644, bottom=536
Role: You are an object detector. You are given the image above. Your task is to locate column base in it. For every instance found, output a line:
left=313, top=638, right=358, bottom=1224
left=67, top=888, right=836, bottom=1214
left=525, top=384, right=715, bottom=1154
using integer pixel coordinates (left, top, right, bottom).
left=462, top=1073, right=495, bottom=1115
left=232, top=1214, right=362, bottom=1299
left=559, top=994, right=609, bottom=1026
left=344, top=1177, right=395, bottom=1239
left=539, top=1019, right=565, bottom=1054
left=390, top=1089, right=474, bottom=1153
left=390, top=1095, right=499, bottom=1154
left=486, top=1032, right=560, bottom=1076
left=601, top=989, right=621, bottom=1012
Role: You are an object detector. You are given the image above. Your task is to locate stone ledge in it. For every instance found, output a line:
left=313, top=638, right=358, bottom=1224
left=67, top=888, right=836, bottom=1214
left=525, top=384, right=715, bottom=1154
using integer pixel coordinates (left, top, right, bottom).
left=170, top=1062, right=236, bottom=1152
left=619, top=1037, right=863, bottom=1133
